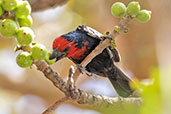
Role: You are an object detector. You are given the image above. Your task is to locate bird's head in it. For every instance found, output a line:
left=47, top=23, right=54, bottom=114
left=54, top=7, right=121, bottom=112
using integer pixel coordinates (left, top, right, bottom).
left=49, top=48, right=68, bottom=61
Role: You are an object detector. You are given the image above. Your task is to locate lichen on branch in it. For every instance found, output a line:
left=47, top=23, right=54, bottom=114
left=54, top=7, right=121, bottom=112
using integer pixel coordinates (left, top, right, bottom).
left=33, top=60, right=141, bottom=114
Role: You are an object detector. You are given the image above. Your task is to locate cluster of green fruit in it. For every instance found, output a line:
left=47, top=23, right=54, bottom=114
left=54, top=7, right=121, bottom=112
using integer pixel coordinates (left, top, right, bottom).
left=0, top=0, right=56, bottom=68
left=111, top=1, right=152, bottom=23
left=16, top=44, right=56, bottom=68
left=0, top=0, right=32, bottom=38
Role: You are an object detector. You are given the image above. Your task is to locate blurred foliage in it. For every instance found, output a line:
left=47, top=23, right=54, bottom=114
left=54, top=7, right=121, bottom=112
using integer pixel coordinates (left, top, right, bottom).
left=0, top=38, right=16, bottom=49
left=140, top=68, right=162, bottom=114
left=96, top=67, right=163, bottom=114
left=1, top=0, right=171, bottom=114
left=100, top=103, right=140, bottom=114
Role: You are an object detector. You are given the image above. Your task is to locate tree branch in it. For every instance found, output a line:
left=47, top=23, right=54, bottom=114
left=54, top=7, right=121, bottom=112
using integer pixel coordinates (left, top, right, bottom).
left=33, top=60, right=141, bottom=114
left=43, top=97, right=69, bottom=114
left=80, top=15, right=133, bottom=67
left=28, top=0, right=70, bottom=12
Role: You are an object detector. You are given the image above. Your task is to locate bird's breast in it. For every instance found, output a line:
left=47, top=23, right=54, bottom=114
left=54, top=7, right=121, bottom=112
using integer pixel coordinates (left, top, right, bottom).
left=53, top=37, right=90, bottom=61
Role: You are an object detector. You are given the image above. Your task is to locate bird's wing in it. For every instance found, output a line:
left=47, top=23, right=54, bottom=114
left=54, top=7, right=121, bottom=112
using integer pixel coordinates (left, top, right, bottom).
left=77, top=25, right=105, bottom=40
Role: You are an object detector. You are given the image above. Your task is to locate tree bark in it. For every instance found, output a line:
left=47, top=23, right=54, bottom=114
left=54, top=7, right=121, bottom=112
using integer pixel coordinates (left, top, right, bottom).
left=28, top=0, right=70, bottom=12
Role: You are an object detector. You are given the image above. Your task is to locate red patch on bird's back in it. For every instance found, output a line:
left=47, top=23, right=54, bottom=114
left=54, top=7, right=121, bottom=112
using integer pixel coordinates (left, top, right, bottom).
left=53, top=37, right=70, bottom=51
left=53, top=37, right=90, bottom=60
left=84, top=41, right=89, bottom=46
left=66, top=43, right=87, bottom=59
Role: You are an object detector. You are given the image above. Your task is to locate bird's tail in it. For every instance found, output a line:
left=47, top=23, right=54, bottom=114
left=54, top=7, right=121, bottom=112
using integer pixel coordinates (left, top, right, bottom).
left=103, top=48, right=134, bottom=97
left=105, top=63, right=134, bottom=97
left=86, top=48, right=134, bottom=97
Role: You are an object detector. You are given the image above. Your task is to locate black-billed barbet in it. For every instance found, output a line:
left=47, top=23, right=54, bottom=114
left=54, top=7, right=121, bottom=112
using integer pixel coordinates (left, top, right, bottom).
left=49, top=25, right=134, bottom=97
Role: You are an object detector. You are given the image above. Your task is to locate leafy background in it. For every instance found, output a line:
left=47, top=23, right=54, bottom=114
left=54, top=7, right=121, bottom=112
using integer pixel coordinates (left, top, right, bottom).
left=0, top=0, right=170, bottom=114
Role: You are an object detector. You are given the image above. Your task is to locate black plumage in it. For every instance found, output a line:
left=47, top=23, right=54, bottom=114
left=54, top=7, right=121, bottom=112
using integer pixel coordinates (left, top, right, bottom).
left=50, top=25, right=134, bottom=97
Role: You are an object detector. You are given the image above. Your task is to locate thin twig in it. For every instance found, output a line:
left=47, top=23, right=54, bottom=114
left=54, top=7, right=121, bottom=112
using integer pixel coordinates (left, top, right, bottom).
left=42, top=97, right=69, bottom=114
left=80, top=15, right=133, bottom=67
left=43, top=66, right=76, bottom=114
left=33, top=60, right=70, bottom=96
left=67, top=66, right=75, bottom=90
left=67, top=66, right=78, bottom=100
left=72, top=69, right=81, bottom=83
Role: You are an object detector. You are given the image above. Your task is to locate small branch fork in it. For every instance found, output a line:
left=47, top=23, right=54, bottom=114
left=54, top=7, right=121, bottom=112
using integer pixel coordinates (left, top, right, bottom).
left=42, top=97, right=68, bottom=114
left=32, top=15, right=141, bottom=114
left=73, top=14, right=133, bottom=82
left=80, top=15, right=133, bottom=67
left=34, top=61, right=141, bottom=114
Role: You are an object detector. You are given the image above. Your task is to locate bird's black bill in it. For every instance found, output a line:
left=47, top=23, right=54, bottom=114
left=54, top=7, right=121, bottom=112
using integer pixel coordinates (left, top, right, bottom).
left=49, top=48, right=67, bottom=61
left=49, top=54, right=55, bottom=60
left=49, top=48, right=58, bottom=60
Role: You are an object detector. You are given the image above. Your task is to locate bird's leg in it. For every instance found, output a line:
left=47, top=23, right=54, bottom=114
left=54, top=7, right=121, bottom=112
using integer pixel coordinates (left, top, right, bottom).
left=76, top=64, right=98, bottom=77
left=76, top=64, right=84, bottom=74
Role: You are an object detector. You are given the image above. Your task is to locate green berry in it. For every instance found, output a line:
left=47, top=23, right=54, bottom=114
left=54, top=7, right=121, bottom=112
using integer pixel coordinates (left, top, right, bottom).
left=104, top=31, right=110, bottom=35
left=31, top=44, right=47, bottom=60
left=16, top=27, right=35, bottom=46
left=0, top=19, right=17, bottom=37
left=14, top=1, right=31, bottom=18
left=127, top=1, right=140, bottom=17
left=111, top=2, right=126, bottom=18
left=114, top=25, right=120, bottom=32
left=110, top=40, right=116, bottom=49
left=45, top=52, right=56, bottom=65
left=2, top=0, right=18, bottom=11
left=123, top=29, right=128, bottom=33
left=18, top=15, right=33, bottom=27
left=0, top=6, right=3, bottom=16
left=16, top=52, right=32, bottom=68
left=136, top=10, right=151, bottom=23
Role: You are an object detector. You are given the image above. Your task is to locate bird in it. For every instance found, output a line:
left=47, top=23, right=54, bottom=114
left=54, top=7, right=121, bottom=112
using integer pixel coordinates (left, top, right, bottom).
left=49, top=25, right=134, bottom=97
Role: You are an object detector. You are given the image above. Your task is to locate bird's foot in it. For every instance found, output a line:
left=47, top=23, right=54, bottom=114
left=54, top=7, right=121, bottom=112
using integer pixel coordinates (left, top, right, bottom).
left=76, top=64, right=84, bottom=74
left=76, top=64, right=98, bottom=78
